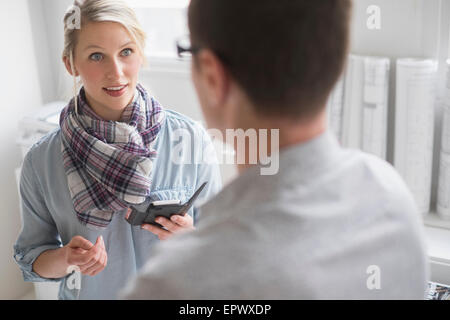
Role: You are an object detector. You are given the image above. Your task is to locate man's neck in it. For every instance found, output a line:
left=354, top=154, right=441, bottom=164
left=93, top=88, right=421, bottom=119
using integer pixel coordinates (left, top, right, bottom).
left=233, top=106, right=327, bottom=174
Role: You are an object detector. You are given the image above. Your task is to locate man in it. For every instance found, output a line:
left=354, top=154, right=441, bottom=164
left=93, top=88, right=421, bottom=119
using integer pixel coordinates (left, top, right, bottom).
left=120, top=0, right=428, bottom=299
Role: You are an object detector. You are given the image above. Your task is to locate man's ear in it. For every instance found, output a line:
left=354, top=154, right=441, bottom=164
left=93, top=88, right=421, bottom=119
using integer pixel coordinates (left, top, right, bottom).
left=63, top=56, right=79, bottom=77
left=195, top=49, right=229, bottom=107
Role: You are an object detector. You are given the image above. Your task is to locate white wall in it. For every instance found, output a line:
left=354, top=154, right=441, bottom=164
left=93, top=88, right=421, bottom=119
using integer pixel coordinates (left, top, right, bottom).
left=27, top=0, right=56, bottom=103
left=39, top=0, right=74, bottom=102
left=351, top=0, right=441, bottom=58
left=0, top=0, right=45, bottom=299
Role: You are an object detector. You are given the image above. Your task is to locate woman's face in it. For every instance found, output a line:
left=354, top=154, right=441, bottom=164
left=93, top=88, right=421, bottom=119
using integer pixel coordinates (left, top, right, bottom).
left=69, top=21, right=143, bottom=121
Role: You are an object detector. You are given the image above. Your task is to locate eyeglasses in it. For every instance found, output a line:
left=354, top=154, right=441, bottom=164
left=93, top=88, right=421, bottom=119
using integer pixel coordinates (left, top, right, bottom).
left=175, top=35, right=230, bottom=65
left=176, top=36, right=200, bottom=59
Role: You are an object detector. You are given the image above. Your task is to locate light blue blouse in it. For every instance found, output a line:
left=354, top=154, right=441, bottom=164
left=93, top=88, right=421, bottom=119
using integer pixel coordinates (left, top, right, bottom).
left=13, top=109, right=222, bottom=299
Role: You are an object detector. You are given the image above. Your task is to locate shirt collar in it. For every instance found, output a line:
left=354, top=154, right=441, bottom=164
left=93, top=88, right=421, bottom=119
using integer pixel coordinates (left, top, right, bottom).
left=199, top=130, right=344, bottom=222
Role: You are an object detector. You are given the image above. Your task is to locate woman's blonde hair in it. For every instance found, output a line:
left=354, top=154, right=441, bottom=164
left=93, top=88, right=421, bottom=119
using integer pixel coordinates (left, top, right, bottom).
left=62, top=0, right=147, bottom=113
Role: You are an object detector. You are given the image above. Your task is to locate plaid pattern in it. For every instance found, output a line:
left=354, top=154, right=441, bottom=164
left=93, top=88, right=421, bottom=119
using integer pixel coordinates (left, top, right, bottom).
left=59, top=84, right=165, bottom=229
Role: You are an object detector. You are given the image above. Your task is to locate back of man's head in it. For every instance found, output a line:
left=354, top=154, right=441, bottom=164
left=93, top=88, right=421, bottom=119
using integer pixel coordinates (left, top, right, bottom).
left=188, top=0, right=352, bottom=120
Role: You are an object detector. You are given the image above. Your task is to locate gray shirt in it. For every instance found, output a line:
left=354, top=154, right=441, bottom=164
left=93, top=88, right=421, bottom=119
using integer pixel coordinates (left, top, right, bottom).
left=120, top=131, right=429, bottom=299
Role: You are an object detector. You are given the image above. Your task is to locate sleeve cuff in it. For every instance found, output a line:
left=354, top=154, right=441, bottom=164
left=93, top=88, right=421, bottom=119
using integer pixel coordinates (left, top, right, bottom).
left=13, top=245, right=66, bottom=283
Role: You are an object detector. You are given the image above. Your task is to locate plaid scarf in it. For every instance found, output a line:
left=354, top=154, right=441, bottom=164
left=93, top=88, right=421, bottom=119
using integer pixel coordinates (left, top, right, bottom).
left=59, top=84, right=165, bottom=230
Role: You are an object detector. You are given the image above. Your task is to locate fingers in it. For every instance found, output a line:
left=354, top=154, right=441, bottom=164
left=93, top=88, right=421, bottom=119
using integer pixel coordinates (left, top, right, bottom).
left=89, top=250, right=108, bottom=277
left=170, top=214, right=194, bottom=229
left=141, top=223, right=172, bottom=240
left=125, top=208, right=132, bottom=220
left=78, top=236, right=104, bottom=272
left=67, top=236, right=108, bottom=276
left=155, top=216, right=184, bottom=233
left=66, top=244, right=97, bottom=265
left=68, top=235, right=94, bottom=250
left=81, top=248, right=107, bottom=276
left=95, top=235, right=103, bottom=247
left=141, top=215, right=194, bottom=240
left=78, top=236, right=108, bottom=276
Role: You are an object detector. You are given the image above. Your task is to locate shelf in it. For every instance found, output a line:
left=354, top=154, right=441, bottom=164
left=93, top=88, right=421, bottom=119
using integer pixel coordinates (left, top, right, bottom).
left=425, top=225, right=450, bottom=285
left=424, top=211, right=450, bottom=230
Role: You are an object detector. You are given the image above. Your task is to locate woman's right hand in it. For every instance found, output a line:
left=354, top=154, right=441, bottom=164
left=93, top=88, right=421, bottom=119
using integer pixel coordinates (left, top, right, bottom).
left=64, top=235, right=108, bottom=277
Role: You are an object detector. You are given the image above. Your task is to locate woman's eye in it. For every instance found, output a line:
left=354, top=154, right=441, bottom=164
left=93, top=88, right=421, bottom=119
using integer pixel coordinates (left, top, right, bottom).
left=90, top=53, right=103, bottom=61
left=121, top=48, right=133, bottom=57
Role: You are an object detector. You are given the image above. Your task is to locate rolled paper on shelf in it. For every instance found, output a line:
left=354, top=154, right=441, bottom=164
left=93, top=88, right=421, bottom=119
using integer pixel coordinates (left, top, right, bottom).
left=361, top=56, right=390, bottom=159
left=341, top=54, right=390, bottom=159
left=327, top=76, right=345, bottom=143
left=394, top=58, right=438, bottom=216
left=437, top=150, right=450, bottom=219
left=437, top=60, right=450, bottom=219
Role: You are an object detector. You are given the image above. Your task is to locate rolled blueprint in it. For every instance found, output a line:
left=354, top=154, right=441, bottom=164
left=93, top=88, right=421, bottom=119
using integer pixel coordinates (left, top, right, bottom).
left=438, top=149, right=450, bottom=219
left=437, top=60, right=450, bottom=219
left=326, top=76, right=345, bottom=143
left=327, top=76, right=344, bottom=143
left=440, top=60, right=450, bottom=153
left=342, top=55, right=390, bottom=159
left=394, top=58, right=438, bottom=216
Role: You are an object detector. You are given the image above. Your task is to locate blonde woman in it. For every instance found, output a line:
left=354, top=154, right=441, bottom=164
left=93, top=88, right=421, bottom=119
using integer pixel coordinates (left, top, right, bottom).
left=13, top=0, right=221, bottom=299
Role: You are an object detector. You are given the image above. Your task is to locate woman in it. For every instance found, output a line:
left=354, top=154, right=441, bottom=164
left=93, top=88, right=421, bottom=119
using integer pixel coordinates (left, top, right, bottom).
left=13, top=0, right=221, bottom=299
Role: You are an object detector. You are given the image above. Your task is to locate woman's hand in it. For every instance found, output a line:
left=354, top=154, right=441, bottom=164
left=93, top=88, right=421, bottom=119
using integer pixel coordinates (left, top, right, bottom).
left=141, top=214, right=194, bottom=240
left=64, top=235, right=108, bottom=276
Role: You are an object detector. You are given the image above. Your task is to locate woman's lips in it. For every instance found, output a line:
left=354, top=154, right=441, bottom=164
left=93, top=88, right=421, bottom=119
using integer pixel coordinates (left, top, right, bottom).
left=102, top=84, right=128, bottom=97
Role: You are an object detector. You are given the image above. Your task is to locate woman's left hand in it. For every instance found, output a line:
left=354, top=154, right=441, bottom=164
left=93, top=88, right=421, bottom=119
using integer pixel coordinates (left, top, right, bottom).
left=141, top=214, right=194, bottom=240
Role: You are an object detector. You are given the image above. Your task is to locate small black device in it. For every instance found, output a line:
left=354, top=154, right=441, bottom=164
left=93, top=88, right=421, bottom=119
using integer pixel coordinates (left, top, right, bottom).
left=125, top=182, right=208, bottom=227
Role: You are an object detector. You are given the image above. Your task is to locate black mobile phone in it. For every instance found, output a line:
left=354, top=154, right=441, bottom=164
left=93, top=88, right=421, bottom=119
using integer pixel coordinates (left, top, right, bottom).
left=125, top=182, right=208, bottom=227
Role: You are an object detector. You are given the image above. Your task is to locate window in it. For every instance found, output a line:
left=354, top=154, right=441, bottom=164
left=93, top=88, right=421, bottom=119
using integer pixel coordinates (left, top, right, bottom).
left=126, top=0, right=189, bottom=58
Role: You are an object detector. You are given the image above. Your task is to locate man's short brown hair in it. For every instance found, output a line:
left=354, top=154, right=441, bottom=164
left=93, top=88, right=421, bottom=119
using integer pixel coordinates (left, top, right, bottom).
left=188, top=0, right=352, bottom=119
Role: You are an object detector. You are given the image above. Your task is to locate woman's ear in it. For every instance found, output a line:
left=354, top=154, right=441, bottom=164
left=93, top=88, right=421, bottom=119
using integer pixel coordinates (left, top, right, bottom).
left=63, top=56, right=79, bottom=76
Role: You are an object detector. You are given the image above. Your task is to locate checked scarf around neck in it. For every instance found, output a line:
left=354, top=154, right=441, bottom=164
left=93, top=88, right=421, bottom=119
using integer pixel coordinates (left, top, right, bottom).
left=59, top=83, right=165, bottom=230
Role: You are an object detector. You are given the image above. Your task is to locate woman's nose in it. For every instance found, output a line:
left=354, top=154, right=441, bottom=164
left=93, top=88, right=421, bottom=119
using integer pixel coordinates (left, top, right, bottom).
left=105, top=57, right=124, bottom=80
